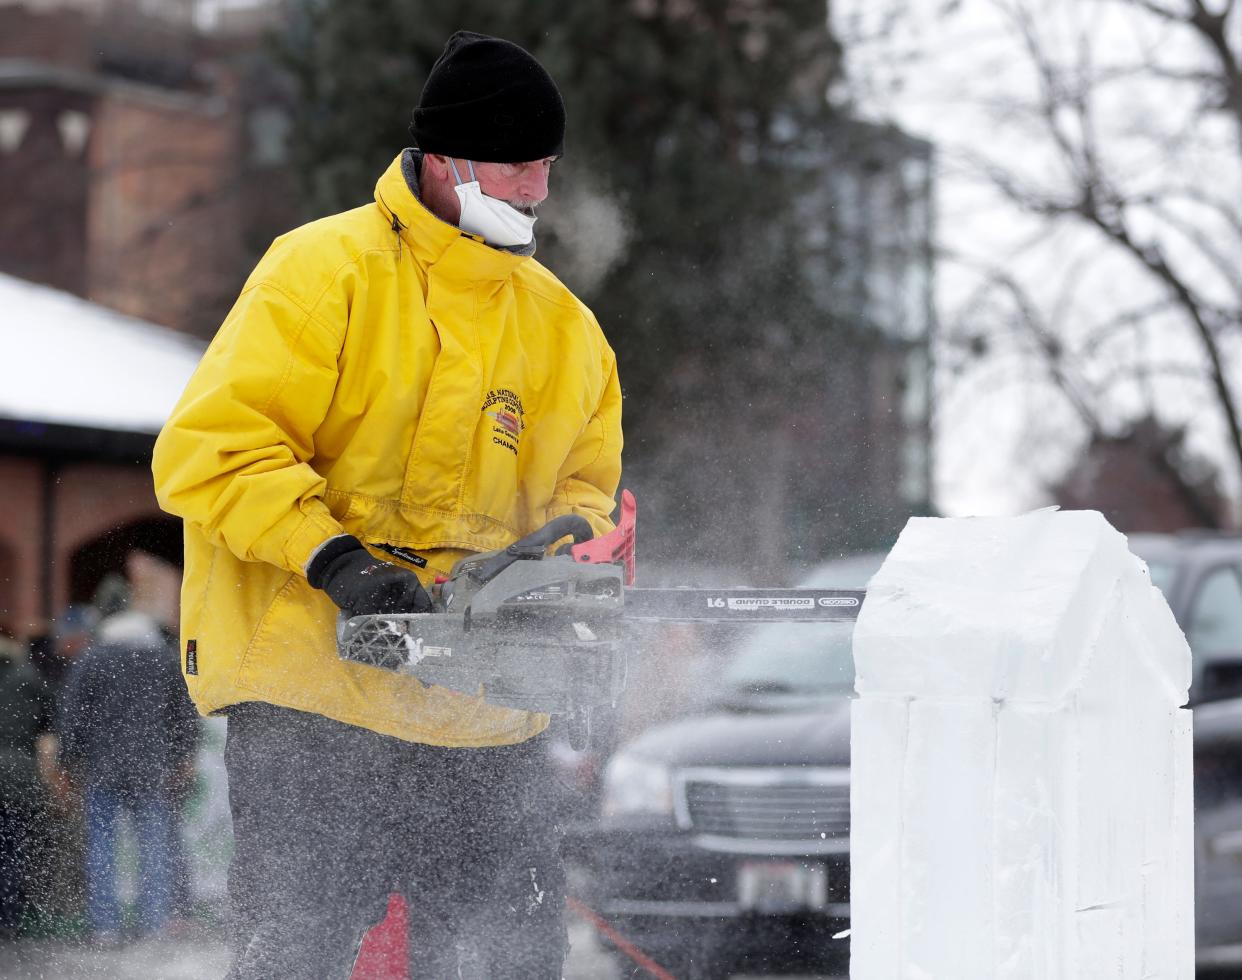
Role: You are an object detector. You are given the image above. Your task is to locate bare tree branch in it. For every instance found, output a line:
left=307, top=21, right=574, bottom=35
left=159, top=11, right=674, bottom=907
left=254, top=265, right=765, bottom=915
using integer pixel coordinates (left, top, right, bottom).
left=1162, top=184, right=1242, bottom=241
left=957, top=258, right=1106, bottom=430
left=1073, top=194, right=1242, bottom=475
left=1124, top=0, right=1189, bottom=23
left=1079, top=299, right=1180, bottom=358
left=1142, top=201, right=1242, bottom=306
left=1119, top=0, right=1242, bottom=142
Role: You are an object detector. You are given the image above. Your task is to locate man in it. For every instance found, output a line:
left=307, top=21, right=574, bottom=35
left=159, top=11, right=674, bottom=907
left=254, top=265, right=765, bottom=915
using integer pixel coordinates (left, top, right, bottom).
left=152, top=31, right=622, bottom=979
left=25, top=606, right=95, bottom=940
left=30, top=604, right=95, bottom=695
left=56, top=609, right=199, bottom=945
left=0, top=633, right=54, bottom=940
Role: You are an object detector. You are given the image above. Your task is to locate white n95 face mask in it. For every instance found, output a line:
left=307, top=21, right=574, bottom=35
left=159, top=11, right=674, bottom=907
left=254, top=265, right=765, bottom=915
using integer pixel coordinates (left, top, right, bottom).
left=450, top=159, right=537, bottom=247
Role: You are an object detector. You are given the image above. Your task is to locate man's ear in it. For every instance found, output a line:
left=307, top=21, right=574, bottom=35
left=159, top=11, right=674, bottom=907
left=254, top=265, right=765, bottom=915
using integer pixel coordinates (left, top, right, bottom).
left=422, top=154, right=451, bottom=180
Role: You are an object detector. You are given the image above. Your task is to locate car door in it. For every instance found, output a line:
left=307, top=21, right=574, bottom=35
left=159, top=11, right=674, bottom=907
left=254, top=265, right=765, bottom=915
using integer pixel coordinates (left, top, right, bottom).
left=1187, top=563, right=1242, bottom=957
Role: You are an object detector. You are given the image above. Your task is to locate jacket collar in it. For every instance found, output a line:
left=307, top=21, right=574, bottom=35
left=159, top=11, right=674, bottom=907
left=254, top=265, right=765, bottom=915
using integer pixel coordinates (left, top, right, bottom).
left=373, top=153, right=527, bottom=281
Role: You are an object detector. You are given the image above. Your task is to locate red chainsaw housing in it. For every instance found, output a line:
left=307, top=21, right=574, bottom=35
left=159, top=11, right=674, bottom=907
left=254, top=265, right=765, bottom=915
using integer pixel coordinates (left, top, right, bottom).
left=568, top=489, right=636, bottom=585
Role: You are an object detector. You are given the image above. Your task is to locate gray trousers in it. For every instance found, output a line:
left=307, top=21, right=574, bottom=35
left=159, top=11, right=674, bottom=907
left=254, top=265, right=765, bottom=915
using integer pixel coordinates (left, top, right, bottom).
left=223, top=703, right=568, bottom=979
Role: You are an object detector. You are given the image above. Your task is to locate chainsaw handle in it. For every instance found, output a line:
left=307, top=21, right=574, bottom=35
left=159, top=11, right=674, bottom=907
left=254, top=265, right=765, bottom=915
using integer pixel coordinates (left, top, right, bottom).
left=510, top=514, right=595, bottom=555
left=463, top=514, right=595, bottom=587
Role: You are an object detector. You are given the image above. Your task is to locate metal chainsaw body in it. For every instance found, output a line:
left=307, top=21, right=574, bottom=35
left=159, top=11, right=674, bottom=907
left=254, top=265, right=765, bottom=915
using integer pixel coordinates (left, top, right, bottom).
left=336, top=490, right=864, bottom=744
left=338, top=555, right=629, bottom=714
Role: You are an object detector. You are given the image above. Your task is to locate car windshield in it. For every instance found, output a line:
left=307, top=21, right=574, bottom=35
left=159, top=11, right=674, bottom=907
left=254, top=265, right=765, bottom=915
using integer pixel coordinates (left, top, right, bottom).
left=1145, top=559, right=1179, bottom=596
left=720, top=621, right=856, bottom=695
left=716, top=552, right=883, bottom=697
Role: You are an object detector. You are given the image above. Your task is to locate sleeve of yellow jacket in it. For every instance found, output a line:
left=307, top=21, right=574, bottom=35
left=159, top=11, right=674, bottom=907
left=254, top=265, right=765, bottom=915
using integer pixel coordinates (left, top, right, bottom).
left=152, top=276, right=347, bottom=575
left=548, top=335, right=624, bottom=538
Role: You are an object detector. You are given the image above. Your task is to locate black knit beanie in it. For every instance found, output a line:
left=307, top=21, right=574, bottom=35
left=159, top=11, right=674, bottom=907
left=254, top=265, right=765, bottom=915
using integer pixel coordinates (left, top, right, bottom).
left=410, top=31, right=565, bottom=163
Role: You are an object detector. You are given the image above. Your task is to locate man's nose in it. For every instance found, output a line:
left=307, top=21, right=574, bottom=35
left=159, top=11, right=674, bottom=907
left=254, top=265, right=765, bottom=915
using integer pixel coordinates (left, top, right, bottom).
left=519, top=165, right=550, bottom=204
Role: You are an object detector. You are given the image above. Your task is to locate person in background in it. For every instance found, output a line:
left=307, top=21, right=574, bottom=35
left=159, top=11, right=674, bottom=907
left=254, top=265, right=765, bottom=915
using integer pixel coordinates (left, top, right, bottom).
left=0, top=632, right=54, bottom=940
left=55, top=610, right=199, bottom=945
left=91, top=573, right=130, bottom=621
left=23, top=606, right=98, bottom=940
left=30, top=605, right=96, bottom=698
left=121, top=549, right=197, bottom=924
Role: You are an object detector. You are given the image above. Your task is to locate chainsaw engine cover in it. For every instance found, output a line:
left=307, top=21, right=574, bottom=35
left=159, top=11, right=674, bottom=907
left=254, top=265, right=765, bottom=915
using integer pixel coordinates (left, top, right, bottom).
left=337, top=556, right=628, bottom=714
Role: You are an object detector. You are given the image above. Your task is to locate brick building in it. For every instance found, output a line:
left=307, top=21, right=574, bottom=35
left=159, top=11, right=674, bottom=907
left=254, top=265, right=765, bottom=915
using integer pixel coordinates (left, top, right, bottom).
left=0, top=0, right=296, bottom=338
left=1052, top=417, right=1229, bottom=533
left=0, top=0, right=293, bottom=640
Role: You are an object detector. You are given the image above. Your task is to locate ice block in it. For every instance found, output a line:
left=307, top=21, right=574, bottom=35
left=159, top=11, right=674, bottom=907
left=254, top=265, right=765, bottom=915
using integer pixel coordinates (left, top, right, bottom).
left=850, top=510, right=1192, bottom=980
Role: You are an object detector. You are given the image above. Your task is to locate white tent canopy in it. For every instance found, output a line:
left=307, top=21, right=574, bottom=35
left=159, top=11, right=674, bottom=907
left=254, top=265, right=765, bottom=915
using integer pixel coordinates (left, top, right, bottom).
left=0, top=272, right=206, bottom=435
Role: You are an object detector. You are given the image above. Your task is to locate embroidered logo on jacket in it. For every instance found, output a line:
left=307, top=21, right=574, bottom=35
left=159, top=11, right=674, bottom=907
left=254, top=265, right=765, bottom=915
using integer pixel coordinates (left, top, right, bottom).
left=482, top=388, right=525, bottom=456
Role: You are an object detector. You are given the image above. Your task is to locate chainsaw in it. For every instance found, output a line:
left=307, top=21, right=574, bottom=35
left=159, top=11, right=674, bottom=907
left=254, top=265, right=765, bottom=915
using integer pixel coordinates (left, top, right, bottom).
left=337, top=490, right=864, bottom=747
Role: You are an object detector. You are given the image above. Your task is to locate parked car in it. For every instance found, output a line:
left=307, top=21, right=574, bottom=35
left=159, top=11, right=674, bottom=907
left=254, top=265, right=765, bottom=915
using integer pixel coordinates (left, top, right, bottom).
left=568, top=533, right=1242, bottom=978
left=566, top=552, right=882, bottom=978
left=1137, top=532, right=1242, bottom=974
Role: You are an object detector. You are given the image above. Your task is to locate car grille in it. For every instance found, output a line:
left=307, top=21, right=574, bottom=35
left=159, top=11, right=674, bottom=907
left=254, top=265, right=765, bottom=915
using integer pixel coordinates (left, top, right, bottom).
left=680, top=768, right=850, bottom=841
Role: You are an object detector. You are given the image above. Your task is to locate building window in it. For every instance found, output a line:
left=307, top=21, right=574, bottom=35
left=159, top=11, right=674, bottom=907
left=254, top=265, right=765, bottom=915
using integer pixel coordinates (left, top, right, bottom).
left=249, top=105, right=291, bottom=167
left=0, top=109, right=31, bottom=155
left=57, top=110, right=91, bottom=157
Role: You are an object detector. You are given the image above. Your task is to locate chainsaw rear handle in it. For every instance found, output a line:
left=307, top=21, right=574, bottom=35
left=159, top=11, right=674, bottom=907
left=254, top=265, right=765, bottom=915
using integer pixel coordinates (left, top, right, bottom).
left=511, top=514, right=595, bottom=554
left=463, top=514, right=595, bottom=587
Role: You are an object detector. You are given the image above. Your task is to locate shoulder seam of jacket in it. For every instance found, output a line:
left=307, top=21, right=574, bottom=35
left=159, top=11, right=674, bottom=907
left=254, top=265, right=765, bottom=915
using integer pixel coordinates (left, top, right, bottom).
left=511, top=277, right=597, bottom=318
left=256, top=300, right=317, bottom=425
left=239, top=279, right=342, bottom=342
left=249, top=244, right=404, bottom=343
left=305, top=246, right=405, bottom=333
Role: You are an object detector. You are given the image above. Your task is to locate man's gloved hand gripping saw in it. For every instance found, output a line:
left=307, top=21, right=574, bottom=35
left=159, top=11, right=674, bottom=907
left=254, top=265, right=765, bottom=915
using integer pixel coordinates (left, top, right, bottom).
left=307, top=535, right=434, bottom=617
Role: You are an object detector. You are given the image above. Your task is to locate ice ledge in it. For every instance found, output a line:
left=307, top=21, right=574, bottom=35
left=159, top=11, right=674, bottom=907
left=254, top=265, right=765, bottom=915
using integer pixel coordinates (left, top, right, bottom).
left=853, top=509, right=1190, bottom=704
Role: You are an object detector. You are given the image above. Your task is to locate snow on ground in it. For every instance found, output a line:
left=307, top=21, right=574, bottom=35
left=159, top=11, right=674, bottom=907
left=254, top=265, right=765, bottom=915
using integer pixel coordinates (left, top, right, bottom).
left=0, top=921, right=612, bottom=979
left=0, top=931, right=230, bottom=980
left=0, top=921, right=846, bottom=978
left=0, top=272, right=205, bottom=434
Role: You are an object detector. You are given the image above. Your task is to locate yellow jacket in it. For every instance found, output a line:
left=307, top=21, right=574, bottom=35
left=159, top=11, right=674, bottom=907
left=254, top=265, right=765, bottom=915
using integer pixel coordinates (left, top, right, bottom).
left=152, top=153, right=623, bottom=747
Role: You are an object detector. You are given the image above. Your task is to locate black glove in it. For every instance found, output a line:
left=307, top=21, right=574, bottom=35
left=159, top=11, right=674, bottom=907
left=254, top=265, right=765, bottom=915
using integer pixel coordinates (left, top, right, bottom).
left=306, top=535, right=433, bottom=617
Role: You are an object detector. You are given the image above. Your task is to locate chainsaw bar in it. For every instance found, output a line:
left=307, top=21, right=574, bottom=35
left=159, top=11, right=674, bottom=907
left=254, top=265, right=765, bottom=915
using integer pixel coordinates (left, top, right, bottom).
left=620, top=588, right=864, bottom=623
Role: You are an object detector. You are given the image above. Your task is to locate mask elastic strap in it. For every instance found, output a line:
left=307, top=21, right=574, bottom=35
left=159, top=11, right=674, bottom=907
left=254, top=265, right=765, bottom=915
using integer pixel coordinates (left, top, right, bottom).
left=448, top=159, right=478, bottom=186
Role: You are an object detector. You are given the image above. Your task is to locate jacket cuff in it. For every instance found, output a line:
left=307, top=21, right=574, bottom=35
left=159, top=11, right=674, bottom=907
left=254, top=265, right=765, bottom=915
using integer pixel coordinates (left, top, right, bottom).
left=305, top=534, right=365, bottom=588
left=279, top=501, right=347, bottom=575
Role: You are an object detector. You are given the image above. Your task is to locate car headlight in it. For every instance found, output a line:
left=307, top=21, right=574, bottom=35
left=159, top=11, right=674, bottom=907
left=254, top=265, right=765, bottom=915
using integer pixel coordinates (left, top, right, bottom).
left=600, top=752, right=674, bottom=818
